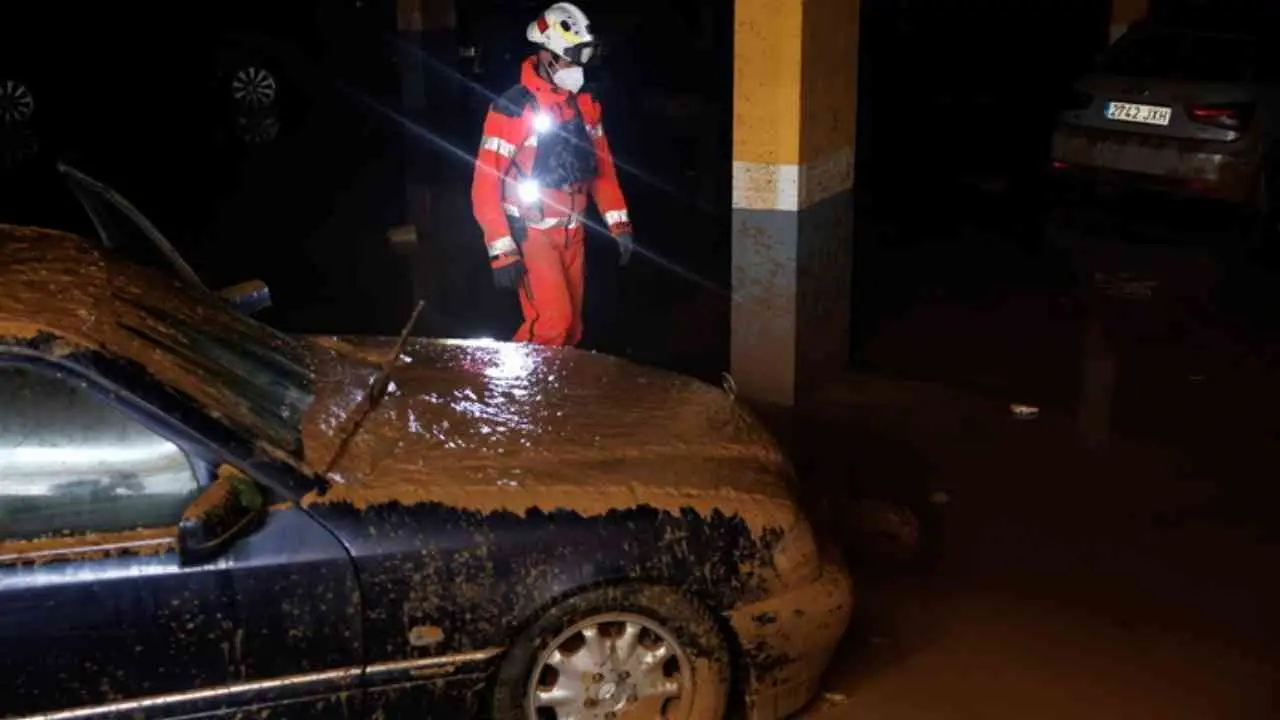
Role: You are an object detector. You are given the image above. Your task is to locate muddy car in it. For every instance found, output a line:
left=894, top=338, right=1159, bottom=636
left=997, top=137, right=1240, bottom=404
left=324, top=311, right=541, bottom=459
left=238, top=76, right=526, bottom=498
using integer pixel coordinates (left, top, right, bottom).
left=0, top=167, right=852, bottom=718
left=1050, top=22, right=1278, bottom=217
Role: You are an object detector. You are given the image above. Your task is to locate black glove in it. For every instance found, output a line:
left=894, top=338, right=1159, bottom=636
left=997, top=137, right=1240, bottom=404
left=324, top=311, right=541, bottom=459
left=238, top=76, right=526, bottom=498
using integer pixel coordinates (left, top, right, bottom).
left=616, top=233, right=634, bottom=267
left=492, top=258, right=525, bottom=290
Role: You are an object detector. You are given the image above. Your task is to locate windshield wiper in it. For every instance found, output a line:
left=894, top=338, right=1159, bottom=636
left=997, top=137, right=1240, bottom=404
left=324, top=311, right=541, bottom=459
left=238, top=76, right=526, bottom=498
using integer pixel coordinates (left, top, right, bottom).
left=321, top=301, right=426, bottom=477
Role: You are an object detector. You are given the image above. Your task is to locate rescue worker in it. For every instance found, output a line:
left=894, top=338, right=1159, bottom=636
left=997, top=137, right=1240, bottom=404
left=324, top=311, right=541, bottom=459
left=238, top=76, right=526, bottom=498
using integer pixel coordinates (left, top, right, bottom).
left=470, top=2, right=633, bottom=347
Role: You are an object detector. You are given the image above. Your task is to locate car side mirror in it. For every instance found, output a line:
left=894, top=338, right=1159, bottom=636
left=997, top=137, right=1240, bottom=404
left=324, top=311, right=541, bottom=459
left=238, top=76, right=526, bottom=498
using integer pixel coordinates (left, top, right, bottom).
left=177, top=470, right=266, bottom=566
left=218, top=279, right=272, bottom=315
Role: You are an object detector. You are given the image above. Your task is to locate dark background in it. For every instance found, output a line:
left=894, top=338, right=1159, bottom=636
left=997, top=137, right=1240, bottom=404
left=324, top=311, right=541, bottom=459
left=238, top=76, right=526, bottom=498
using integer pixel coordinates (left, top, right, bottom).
left=6, top=3, right=1280, bottom=713
left=0, top=0, right=1269, bottom=381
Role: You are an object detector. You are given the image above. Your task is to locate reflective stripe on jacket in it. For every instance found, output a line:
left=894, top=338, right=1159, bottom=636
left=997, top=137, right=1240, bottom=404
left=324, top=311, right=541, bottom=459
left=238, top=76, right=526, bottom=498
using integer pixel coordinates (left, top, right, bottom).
left=470, top=56, right=631, bottom=258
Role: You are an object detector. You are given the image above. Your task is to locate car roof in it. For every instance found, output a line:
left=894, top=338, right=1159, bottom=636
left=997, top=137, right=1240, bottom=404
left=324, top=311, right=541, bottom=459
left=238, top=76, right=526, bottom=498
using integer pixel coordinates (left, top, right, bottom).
left=0, top=224, right=120, bottom=344
left=0, top=224, right=326, bottom=459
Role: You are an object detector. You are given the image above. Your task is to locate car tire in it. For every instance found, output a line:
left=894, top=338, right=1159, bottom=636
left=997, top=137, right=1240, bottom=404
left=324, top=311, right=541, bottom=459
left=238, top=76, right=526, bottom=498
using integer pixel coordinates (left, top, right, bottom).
left=489, top=584, right=731, bottom=720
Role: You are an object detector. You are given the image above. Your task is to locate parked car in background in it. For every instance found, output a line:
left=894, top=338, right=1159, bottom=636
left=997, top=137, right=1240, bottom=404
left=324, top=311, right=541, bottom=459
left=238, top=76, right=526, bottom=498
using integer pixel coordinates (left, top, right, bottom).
left=0, top=0, right=390, bottom=165
left=1050, top=22, right=1278, bottom=226
left=0, top=166, right=852, bottom=720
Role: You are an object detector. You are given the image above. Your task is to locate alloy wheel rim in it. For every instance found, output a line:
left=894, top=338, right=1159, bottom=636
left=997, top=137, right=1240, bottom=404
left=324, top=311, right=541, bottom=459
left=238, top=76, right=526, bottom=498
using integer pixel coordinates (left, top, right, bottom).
left=527, top=613, right=694, bottom=720
left=230, top=66, right=278, bottom=109
left=0, top=80, right=34, bottom=125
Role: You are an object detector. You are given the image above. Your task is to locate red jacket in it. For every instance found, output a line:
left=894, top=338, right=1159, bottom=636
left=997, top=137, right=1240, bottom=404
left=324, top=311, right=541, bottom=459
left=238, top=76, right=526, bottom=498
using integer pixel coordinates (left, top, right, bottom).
left=471, top=56, right=631, bottom=260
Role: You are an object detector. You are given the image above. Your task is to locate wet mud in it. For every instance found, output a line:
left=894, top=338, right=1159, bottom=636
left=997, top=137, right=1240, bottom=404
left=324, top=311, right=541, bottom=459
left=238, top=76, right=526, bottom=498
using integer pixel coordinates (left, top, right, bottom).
left=0, top=226, right=321, bottom=460
left=0, top=229, right=805, bottom=532
left=293, top=335, right=845, bottom=693
left=300, top=337, right=796, bottom=525
left=0, top=525, right=176, bottom=565
left=0, top=226, right=851, bottom=717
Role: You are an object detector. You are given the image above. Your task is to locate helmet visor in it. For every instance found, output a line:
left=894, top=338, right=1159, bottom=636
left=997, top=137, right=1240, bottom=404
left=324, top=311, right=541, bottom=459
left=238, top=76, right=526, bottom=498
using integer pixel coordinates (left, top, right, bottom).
left=563, top=42, right=597, bottom=65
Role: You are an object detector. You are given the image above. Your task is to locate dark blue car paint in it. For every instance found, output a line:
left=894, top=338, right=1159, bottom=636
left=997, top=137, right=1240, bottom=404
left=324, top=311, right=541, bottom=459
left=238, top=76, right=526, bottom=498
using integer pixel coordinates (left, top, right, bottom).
left=0, top=341, right=366, bottom=718
left=0, top=509, right=362, bottom=718
left=309, top=500, right=782, bottom=664
left=0, top=332, right=790, bottom=718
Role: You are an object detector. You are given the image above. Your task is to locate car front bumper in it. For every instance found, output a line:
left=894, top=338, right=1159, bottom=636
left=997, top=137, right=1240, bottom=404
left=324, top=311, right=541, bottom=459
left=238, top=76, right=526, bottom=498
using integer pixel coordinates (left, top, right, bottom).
left=727, top=559, right=854, bottom=720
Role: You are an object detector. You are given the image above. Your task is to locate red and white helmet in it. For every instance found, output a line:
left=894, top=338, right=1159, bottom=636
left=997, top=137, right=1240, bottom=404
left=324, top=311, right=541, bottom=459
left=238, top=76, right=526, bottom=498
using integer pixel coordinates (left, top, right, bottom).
left=527, top=2, right=597, bottom=65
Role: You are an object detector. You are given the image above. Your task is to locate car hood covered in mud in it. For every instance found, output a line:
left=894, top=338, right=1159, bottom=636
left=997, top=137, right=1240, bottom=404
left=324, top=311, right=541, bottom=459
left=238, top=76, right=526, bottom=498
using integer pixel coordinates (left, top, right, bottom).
left=296, top=336, right=803, bottom=529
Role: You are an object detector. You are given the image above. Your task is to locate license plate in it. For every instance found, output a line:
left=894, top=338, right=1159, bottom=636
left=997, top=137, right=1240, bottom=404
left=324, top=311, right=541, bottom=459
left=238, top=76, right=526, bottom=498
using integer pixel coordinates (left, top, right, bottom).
left=1104, top=101, right=1172, bottom=126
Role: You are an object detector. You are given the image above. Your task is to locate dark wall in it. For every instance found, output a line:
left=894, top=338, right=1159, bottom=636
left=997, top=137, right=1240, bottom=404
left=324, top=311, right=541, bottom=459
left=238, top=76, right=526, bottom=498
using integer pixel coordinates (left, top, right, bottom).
left=857, top=0, right=1107, bottom=206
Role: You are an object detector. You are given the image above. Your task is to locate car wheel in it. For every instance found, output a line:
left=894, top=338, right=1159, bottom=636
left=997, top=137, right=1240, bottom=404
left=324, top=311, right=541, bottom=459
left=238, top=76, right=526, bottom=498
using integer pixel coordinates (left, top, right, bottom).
left=490, top=584, right=730, bottom=720
left=229, top=65, right=280, bottom=110
left=0, top=79, right=34, bottom=125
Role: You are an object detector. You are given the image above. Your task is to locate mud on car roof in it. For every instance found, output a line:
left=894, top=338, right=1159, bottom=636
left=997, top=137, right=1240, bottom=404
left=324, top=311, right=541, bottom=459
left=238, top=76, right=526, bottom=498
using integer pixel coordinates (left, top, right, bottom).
left=0, top=225, right=315, bottom=454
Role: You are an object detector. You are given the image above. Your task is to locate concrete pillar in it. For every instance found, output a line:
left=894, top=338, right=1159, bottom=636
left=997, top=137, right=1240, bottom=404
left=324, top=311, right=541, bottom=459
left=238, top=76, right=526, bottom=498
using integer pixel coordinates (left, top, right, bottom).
left=731, top=0, right=859, bottom=407
left=396, top=0, right=457, bottom=334
left=397, top=0, right=427, bottom=109
left=1110, top=0, right=1148, bottom=43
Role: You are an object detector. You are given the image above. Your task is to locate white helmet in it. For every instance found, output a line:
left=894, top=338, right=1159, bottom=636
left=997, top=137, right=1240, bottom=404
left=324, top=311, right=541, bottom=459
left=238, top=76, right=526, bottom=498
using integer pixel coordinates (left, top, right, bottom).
left=527, top=2, right=597, bottom=65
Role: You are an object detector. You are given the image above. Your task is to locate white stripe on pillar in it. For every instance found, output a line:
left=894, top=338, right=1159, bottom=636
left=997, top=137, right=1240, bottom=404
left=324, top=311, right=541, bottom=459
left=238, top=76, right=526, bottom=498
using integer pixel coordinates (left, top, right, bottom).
left=731, top=146, right=855, bottom=212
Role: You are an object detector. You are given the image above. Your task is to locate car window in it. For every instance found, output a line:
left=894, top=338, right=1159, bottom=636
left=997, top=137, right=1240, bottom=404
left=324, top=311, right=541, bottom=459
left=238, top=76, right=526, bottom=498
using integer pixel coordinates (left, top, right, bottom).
left=1102, top=31, right=1259, bottom=83
left=0, top=365, right=200, bottom=541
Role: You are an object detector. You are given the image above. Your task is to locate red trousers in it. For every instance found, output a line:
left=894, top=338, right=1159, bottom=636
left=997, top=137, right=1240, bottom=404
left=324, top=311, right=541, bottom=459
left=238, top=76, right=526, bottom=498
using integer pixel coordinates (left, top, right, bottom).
left=514, top=225, right=586, bottom=346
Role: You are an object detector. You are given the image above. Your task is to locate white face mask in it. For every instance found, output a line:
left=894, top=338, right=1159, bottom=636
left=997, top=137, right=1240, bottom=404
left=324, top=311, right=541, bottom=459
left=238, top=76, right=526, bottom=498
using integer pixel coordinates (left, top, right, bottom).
left=552, top=66, right=585, bottom=93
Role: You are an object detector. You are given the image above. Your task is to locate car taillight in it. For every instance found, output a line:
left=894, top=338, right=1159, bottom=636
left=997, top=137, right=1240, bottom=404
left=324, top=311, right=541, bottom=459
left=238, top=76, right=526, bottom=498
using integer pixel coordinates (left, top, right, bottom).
left=1186, top=102, right=1255, bottom=132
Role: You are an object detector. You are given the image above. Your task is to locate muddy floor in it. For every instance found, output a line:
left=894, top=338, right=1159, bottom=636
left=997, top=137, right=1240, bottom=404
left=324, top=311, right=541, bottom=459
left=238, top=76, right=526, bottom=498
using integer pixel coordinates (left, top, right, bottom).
left=788, top=368, right=1278, bottom=718
left=781, top=233, right=1280, bottom=717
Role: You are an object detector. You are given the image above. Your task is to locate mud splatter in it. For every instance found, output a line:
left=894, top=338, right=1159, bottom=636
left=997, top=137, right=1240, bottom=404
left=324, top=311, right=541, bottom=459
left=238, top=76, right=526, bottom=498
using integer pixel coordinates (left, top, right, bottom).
left=298, top=337, right=802, bottom=535
left=0, top=526, right=176, bottom=565
left=0, top=226, right=320, bottom=456
left=409, top=624, right=445, bottom=647
left=0, top=229, right=805, bottom=539
left=728, top=560, right=853, bottom=716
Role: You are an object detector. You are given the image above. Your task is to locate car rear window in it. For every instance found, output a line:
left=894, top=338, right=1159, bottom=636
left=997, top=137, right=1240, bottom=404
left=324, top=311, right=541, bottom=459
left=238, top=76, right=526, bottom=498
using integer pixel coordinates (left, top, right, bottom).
left=1102, top=31, right=1259, bottom=83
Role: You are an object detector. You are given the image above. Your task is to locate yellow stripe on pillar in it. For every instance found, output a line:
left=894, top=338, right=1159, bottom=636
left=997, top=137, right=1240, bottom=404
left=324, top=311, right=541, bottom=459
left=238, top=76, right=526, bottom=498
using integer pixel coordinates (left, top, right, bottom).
left=1110, top=0, right=1148, bottom=43
left=800, top=0, right=858, bottom=165
left=733, top=0, right=859, bottom=212
left=733, top=0, right=804, bottom=167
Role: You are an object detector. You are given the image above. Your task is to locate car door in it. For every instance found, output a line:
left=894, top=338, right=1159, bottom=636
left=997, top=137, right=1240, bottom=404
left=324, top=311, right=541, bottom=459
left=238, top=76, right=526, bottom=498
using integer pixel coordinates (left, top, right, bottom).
left=0, top=360, right=364, bottom=719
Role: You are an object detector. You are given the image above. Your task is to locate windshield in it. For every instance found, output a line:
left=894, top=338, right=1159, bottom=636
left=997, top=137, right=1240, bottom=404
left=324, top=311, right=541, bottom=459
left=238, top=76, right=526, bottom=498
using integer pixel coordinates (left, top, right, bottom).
left=1102, top=30, right=1259, bottom=83
left=54, top=164, right=315, bottom=454
left=112, top=282, right=315, bottom=454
